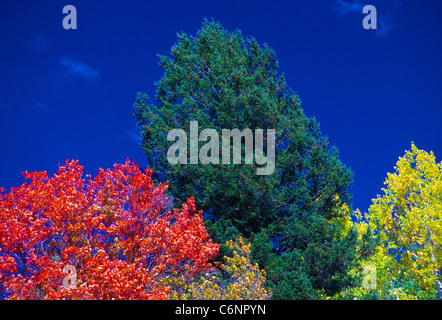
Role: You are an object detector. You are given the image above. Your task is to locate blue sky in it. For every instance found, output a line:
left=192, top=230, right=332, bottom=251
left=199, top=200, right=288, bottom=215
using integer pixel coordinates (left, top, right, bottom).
left=0, top=0, right=441, bottom=213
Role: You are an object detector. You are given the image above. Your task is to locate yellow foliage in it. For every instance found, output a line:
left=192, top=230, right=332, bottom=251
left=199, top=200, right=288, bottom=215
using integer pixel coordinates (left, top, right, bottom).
left=169, top=237, right=272, bottom=300
left=342, top=143, right=442, bottom=300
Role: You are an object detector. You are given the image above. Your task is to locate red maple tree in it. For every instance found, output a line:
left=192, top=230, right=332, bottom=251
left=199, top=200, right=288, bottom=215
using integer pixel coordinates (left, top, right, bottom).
left=0, top=159, right=219, bottom=299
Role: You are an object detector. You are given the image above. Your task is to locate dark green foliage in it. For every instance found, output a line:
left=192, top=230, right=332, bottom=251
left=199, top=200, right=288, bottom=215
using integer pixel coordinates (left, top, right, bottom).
left=135, top=20, right=358, bottom=299
left=359, top=225, right=378, bottom=260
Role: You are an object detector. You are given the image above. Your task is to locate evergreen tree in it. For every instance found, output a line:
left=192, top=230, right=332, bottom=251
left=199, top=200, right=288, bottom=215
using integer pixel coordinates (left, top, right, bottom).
left=134, top=20, right=358, bottom=299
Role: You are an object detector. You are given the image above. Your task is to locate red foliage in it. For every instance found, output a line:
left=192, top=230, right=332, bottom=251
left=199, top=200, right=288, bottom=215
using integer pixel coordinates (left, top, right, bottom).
left=0, top=159, right=219, bottom=299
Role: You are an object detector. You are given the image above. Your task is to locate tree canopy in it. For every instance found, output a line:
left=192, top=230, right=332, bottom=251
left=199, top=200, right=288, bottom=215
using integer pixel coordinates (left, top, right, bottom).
left=348, top=143, right=442, bottom=300
left=0, top=159, right=219, bottom=299
left=134, top=20, right=358, bottom=299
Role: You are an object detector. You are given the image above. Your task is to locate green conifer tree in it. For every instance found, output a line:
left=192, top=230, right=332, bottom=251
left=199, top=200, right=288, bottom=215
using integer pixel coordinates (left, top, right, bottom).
left=134, top=20, right=358, bottom=299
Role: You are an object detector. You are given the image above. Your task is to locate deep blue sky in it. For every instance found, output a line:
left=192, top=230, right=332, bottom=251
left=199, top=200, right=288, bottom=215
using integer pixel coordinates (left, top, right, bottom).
left=1, top=0, right=441, bottom=213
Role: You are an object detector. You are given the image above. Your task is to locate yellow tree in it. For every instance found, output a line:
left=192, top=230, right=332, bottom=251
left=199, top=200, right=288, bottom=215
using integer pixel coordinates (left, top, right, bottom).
left=354, top=143, right=442, bottom=299
left=167, top=237, right=272, bottom=300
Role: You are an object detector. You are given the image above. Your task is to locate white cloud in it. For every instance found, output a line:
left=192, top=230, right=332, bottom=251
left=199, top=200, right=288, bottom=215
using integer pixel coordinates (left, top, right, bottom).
left=126, top=129, right=140, bottom=143
left=59, top=57, right=100, bottom=80
left=24, top=35, right=49, bottom=51
left=376, top=19, right=394, bottom=37
left=331, top=0, right=399, bottom=37
left=332, top=0, right=365, bottom=16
